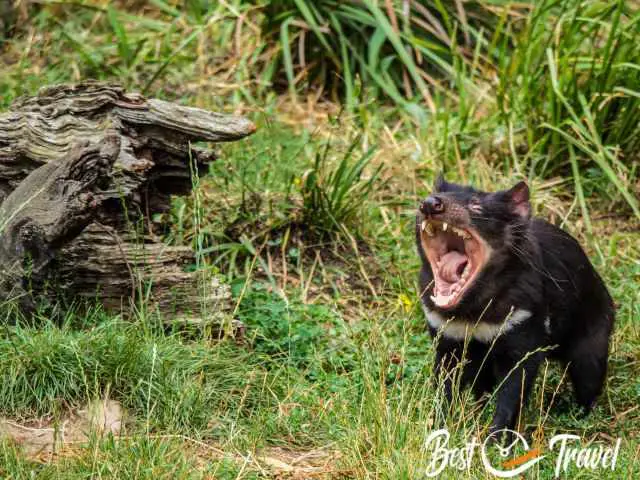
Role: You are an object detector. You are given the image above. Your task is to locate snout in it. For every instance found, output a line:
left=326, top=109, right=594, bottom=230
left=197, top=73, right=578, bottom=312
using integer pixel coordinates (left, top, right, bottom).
left=420, top=195, right=444, bottom=216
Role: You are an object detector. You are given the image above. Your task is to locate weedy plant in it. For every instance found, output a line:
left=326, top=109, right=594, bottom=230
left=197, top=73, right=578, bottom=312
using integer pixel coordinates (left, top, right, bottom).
left=164, top=122, right=384, bottom=281
left=300, top=134, right=383, bottom=236
left=495, top=0, right=640, bottom=217
left=258, top=0, right=517, bottom=112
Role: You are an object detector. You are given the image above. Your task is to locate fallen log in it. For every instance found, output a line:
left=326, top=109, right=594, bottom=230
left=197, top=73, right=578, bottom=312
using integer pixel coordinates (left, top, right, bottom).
left=0, top=82, right=255, bottom=328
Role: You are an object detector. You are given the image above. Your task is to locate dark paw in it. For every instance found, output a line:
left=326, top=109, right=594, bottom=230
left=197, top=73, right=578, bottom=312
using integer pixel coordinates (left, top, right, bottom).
left=487, top=424, right=516, bottom=446
left=577, top=401, right=595, bottom=419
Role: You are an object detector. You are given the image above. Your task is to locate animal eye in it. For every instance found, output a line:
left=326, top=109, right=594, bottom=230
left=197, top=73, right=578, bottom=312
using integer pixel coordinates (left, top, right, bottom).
left=468, top=198, right=482, bottom=212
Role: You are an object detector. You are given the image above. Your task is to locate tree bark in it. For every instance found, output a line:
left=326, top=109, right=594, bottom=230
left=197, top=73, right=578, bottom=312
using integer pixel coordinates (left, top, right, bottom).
left=0, top=82, right=255, bottom=328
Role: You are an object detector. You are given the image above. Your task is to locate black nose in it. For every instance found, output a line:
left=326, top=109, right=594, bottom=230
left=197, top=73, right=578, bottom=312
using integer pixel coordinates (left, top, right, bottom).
left=420, top=196, right=444, bottom=215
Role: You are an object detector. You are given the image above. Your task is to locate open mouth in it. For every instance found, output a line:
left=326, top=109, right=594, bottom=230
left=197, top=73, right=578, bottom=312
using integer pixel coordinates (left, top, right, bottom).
left=420, top=219, right=490, bottom=309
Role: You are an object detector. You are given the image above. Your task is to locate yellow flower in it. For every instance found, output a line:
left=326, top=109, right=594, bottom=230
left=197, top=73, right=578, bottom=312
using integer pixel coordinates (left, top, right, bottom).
left=398, top=293, right=414, bottom=313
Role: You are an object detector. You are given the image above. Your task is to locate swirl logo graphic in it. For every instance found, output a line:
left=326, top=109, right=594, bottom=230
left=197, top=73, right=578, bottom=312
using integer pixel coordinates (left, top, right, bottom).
left=480, top=430, right=545, bottom=478
left=423, top=428, right=621, bottom=478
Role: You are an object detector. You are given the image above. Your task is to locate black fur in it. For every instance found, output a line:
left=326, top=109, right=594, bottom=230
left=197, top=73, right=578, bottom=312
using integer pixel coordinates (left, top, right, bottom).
left=416, top=179, right=614, bottom=436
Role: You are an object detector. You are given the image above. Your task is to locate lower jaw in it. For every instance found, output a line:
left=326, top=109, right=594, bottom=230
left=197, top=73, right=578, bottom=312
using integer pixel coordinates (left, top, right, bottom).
left=430, top=291, right=463, bottom=309
left=430, top=276, right=474, bottom=309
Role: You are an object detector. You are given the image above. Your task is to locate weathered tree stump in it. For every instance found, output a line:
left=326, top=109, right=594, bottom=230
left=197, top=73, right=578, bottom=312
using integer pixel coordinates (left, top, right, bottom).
left=0, top=82, right=255, bottom=326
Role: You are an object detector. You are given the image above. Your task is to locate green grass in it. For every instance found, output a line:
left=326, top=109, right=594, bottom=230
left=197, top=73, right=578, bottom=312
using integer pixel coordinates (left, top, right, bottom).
left=0, top=435, right=258, bottom=479
left=0, top=122, right=637, bottom=478
left=0, top=0, right=639, bottom=478
left=2, top=1, right=637, bottom=214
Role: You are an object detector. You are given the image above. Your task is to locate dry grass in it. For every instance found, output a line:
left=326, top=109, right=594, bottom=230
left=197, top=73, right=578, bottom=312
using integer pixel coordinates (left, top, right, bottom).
left=1, top=1, right=639, bottom=478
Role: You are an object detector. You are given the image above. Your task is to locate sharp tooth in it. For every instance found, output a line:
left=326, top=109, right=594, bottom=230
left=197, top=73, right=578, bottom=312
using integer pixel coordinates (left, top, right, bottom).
left=451, top=227, right=470, bottom=239
left=442, top=222, right=448, bottom=231
left=421, top=220, right=427, bottom=232
left=425, top=223, right=435, bottom=237
left=430, top=295, right=437, bottom=303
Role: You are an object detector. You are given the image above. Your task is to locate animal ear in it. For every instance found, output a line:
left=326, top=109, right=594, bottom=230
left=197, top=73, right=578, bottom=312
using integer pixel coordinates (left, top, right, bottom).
left=505, top=181, right=531, bottom=218
left=434, top=173, right=447, bottom=192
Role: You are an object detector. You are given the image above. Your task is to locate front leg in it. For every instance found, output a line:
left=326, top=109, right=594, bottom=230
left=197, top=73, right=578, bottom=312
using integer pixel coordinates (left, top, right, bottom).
left=433, top=336, right=464, bottom=406
left=433, top=335, right=488, bottom=407
left=489, top=349, right=543, bottom=437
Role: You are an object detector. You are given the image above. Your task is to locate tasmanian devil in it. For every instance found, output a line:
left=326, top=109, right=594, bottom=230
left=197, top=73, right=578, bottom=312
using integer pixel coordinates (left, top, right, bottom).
left=415, top=176, right=614, bottom=436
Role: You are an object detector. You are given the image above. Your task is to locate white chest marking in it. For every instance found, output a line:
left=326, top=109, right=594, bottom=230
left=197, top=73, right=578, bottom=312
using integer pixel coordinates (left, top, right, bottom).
left=422, top=304, right=532, bottom=343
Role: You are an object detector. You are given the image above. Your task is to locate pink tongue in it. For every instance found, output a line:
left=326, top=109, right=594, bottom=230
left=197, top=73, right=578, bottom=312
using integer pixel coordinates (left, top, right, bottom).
left=439, top=251, right=468, bottom=283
